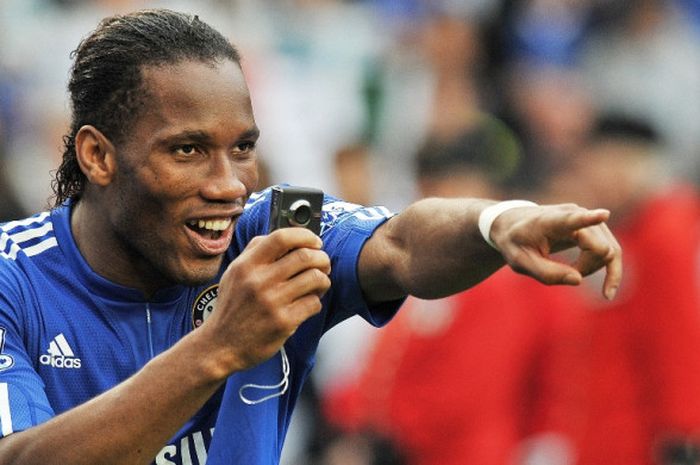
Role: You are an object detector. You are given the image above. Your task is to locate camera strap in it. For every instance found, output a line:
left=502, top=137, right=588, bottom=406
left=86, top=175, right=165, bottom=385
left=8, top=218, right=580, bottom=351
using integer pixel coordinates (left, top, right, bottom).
left=238, top=347, right=290, bottom=405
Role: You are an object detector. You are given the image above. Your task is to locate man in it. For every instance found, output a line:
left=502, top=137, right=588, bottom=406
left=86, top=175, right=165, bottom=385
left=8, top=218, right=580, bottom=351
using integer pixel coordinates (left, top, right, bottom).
left=0, top=9, right=620, bottom=465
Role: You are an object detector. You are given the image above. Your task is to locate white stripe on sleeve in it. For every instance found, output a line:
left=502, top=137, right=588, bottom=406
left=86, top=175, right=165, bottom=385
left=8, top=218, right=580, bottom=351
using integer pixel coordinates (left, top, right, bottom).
left=0, top=383, right=14, bottom=436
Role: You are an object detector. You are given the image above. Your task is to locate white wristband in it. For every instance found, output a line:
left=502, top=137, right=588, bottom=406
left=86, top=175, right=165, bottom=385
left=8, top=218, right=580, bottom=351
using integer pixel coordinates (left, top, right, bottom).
left=478, top=200, right=538, bottom=250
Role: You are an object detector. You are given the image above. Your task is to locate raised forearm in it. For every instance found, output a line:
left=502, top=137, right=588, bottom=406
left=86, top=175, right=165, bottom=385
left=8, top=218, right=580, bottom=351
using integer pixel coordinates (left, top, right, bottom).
left=0, top=330, right=227, bottom=465
left=359, top=197, right=505, bottom=301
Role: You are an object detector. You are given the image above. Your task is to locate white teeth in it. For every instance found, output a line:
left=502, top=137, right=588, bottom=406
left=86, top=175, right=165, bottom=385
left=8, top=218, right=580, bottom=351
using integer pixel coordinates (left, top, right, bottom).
left=215, top=220, right=232, bottom=231
left=189, top=218, right=232, bottom=231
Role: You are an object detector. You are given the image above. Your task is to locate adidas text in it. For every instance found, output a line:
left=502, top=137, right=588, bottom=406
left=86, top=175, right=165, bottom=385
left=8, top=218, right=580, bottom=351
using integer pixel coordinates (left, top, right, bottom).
left=39, top=354, right=82, bottom=368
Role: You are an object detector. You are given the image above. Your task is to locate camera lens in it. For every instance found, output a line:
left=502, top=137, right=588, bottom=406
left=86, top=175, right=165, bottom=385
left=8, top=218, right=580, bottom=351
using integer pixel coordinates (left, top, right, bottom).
left=288, top=200, right=312, bottom=227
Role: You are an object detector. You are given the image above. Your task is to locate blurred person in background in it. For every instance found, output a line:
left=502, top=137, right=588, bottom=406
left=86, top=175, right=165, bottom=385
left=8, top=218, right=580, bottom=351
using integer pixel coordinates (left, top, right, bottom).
left=529, top=115, right=700, bottom=465
left=320, top=115, right=581, bottom=465
left=487, top=0, right=700, bottom=193
left=579, top=0, right=700, bottom=185
left=489, top=0, right=599, bottom=197
left=501, top=65, right=596, bottom=196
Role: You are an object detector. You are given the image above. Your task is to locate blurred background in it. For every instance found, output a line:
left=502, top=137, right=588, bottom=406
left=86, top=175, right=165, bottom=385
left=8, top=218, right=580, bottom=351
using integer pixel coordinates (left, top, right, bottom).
left=1, top=1, right=700, bottom=464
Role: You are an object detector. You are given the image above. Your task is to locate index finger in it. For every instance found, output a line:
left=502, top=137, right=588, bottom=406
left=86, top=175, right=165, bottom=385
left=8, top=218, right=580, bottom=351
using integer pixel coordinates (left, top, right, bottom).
left=547, top=207, right=611, bottom=236
left=541, top=207, right=611, bottom=253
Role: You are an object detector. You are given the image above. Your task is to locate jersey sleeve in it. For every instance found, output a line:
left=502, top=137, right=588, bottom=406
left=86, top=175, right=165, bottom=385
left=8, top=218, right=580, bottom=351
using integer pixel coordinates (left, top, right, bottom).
left=236, top=186, right=405, bottom=331
left=0, top=267, right=54, bottom=438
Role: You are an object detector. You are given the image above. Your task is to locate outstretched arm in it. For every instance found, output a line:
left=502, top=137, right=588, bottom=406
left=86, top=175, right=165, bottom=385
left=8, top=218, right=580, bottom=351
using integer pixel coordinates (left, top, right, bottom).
left=358, top=198, right=622, bottom=302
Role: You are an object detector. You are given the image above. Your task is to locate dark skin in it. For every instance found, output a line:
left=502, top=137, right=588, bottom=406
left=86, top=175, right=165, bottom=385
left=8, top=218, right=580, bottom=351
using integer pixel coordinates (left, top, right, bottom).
left=0, top=58, right=622, bottom=465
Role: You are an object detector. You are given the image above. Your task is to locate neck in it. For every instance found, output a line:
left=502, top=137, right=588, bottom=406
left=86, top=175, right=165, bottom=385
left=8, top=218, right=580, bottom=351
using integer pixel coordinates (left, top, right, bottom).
left=71, top=199, right=169, bottom=298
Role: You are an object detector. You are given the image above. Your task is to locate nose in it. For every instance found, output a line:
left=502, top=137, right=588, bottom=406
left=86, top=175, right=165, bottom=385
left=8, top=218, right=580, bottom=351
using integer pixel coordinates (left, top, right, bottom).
left=199, top=152, right=247, bottom=202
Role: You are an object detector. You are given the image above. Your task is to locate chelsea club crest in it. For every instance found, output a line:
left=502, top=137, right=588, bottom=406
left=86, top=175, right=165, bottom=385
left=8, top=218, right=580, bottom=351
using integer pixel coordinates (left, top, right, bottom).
left=192, top=284, right=219, bottom=329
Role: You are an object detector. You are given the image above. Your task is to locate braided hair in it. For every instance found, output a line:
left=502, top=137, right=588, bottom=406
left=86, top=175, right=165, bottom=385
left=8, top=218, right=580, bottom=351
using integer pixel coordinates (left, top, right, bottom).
left=52, top=9, right=241, bottom=206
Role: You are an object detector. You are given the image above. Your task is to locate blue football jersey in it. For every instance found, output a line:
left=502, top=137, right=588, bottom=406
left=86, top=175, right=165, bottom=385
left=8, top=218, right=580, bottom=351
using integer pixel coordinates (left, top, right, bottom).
left=0, top=186, right=401, bottom=465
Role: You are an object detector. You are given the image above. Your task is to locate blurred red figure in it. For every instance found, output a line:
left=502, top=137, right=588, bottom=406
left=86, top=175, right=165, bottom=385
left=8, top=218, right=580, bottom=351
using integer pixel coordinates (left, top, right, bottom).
left=533, top=116, right=700, bottom=465
left=323, top=117, right=579, bottom=465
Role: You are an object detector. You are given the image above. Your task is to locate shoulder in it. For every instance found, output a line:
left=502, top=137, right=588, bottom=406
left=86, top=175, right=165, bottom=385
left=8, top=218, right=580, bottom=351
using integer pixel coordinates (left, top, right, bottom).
left=1, top=210, right=58, bottom=262
left=0, top=210, right=61, bottom=306
left=320, top=198, right=394, bottom=236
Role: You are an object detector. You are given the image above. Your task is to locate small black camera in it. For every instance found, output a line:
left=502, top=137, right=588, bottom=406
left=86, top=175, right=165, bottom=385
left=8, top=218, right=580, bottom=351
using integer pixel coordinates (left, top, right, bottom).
left=268, top=186, right=323, bottom=235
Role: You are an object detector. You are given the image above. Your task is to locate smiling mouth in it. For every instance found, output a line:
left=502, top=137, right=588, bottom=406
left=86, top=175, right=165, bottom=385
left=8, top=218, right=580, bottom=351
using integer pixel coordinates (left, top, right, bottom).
left=186, top=218, right=233, bottom=240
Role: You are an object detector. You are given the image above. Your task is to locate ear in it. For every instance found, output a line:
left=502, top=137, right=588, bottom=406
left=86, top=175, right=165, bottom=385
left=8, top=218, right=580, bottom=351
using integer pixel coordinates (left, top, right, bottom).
left=74, top=125, right=117, bottom=187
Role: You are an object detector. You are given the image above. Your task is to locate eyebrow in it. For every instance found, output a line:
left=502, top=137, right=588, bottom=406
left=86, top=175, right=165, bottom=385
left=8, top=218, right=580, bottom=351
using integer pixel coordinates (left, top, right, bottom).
left=158, top=130, right=214, bottom=146
left=157, top=126, right=261, bottom=146
left=238, top=126, right=261, bottom=141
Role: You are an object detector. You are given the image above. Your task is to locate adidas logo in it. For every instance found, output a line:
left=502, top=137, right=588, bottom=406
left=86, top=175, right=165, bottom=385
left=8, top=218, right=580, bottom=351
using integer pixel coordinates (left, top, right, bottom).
left=39, top=333, right=82, bottom=369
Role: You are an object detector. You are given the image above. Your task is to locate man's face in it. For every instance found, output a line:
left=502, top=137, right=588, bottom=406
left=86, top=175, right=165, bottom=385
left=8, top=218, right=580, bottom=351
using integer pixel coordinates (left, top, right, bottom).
left=103, top=59, right=259, bottom=288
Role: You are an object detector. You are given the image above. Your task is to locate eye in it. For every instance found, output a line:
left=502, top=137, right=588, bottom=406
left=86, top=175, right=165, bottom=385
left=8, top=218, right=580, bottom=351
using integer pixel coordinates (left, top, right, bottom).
left=174, top=144, right=200, bottom=157
left=232, top=141, right=257, bottom=162
left=233, top=141, right=256, bottom=154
